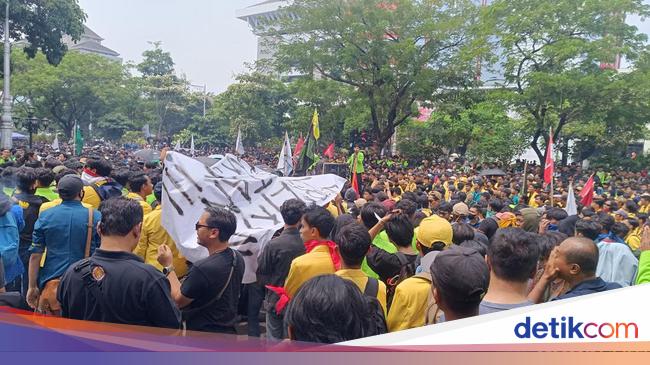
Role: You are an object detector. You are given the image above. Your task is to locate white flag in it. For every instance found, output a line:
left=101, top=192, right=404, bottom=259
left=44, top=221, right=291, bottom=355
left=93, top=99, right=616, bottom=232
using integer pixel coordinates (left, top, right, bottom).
left=277, top=131, right=293, bottom=176
left=51, top=135, right=60, bottom=151
left=565, top=183, right=578, bottom=216
left=235, top=128, right=245, bottom=155
left=161, top=152, right=346, bottom=263
left=174, top=140, right=181, bottom=151
left=190, top=135, right=195, bottom=156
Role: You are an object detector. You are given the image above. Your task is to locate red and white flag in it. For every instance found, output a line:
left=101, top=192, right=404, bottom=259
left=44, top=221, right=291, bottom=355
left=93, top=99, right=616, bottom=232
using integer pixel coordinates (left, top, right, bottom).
left=293, top=135, right=305, bottom=157
left=580, top=175, right=596, bottom=207
left=544, top=128, right=554, bottom=187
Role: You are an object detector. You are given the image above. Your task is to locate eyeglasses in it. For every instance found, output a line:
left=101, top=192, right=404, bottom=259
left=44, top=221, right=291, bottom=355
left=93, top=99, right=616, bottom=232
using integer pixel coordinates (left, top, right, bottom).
left=195, top=223, right=218, bottom=231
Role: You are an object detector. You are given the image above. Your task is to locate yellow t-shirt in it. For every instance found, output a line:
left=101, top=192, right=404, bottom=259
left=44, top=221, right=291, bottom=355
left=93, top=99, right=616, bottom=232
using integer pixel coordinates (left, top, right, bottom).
left=284, top=245, right=336, bottom=298
left=336, top=269, right=387, bottom=315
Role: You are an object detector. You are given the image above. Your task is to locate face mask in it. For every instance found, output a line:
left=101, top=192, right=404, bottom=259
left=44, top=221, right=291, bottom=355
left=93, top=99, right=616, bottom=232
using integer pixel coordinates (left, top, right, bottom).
left=548, top=224, right=559, bottom=231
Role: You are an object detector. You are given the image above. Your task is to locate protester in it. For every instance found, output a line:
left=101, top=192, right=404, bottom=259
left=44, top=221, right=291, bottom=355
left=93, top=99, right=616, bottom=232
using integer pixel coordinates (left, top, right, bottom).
left=335, top=223, right=388, bottom=314
left=285, top=275, right=378, bottom=344
left=26, top=175, right=101, bottom=315
left=480, top=228, right=539, bottom=314
left=81, top=158, right=123, bottom=209
left=257, top=198, right=307, bottom=340
left=431, top=246, right=489, bottom=322
left=157, top=207, right=244, bottom=334
left=529, top=237, right=622, bottom=302
left=58, top=198, right=181, bottom=328
left=134, top=182, right=188, bottom=278
left=0, top=194, right=22, bottom=292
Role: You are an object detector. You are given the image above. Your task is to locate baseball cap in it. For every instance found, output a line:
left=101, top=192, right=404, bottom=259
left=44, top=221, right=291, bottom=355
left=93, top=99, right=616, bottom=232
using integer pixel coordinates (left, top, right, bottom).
left=614, top=209, right=628, bottom=219
left=430, top=246, right=489, bottom=305
left=415, top=215, right=453, bottom=248
left=57, top=175, right=84, bottom=198
left=453, top=202, right=469, bottom=216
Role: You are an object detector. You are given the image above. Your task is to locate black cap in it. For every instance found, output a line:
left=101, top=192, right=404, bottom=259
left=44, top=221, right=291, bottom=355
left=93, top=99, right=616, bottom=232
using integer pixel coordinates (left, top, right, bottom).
left=430, top=246, right=489, bottom=304
left=57, top=175, right=84, bottom=198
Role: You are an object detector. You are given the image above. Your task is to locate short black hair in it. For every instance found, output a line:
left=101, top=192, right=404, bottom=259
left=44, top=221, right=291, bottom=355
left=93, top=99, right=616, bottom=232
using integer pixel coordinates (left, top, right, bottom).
left=280, top=199, right=306, bottom=226
left=16, top=167, right=37, bottom=193
left=597, top=213, right=615, bottom=232
left=99, top=197, right=143, bottom=237
left=488, top=228, right=540, bottom=283
left=396, top=198, right=417, bottom=217
left=385, top=214, right=414, bottom=248
left=54, top=169, right=78, bottom=185
left=564, top=237, right=599, bottom=275
left=546, top=207, right=569, bottom=221
left=537, top=231, right=568, bottom=260
left=127, top=172, right=149, bottom=193
left=0, top=166, right=16, bottom=188
left=489, top=198, right=504, bottom=213
left=112, top=168, right=132, bottom=188
left=360, top=202, right=387, bottom=229
left=458, top=240, right=487, bottom=257
left=44, top=158, right=62, bottom=170
left=86, top=158, right=112, bottom=177
left=35, top=167, right=55, bottom=187
left=625, top=200, right=639, bottom=214
left=336, top=223, right=371, bottom=267
left=303, top=205, right=335, bottom=238
left=612, top=222, right=629, bottom=239
left=205, top=207, right=237, bottom=242
left=575, top=219, right=602, bottom=241
left=285, top=274, right=374, bottom=343
left=452, top=223, right=475, bottom=245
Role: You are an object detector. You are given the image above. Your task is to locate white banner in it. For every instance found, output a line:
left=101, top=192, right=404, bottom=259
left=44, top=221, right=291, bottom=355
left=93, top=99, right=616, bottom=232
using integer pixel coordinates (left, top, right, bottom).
left=161, top=152, right=346, bottom=263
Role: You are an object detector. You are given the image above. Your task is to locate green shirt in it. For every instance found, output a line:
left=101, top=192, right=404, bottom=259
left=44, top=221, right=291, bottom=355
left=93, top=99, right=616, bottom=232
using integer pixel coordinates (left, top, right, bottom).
left=636, top=251, right=650, bottom=285
left=35, top=187, right=60, bottom=202
left=3, top=187, right=14, bottom=197
left=362, top=231, right=396, bottom=279
left=146, top=193, right=156, bottom=205
left=347, top=151, right=365, bottom=173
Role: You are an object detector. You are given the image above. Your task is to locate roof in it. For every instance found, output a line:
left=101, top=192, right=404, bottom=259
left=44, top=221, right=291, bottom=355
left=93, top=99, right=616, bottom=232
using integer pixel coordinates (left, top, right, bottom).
left=82, top=25, right=104, bottom=41
left=247, top=0, right=284, bottom=8
left=70, top=40, right=120, bottom=57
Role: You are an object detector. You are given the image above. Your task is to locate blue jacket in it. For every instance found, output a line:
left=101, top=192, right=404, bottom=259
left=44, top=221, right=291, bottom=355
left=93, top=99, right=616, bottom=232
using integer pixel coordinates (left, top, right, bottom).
left=0, top=195, right=22, bottom=284
left=30, top=201, right=101, bottom=288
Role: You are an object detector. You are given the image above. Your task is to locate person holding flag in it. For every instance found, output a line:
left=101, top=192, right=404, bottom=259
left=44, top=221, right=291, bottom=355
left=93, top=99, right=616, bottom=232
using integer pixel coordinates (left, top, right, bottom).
left=347, top=145, right=365, bottom=195
left=295, top=110, right=321, bottom=176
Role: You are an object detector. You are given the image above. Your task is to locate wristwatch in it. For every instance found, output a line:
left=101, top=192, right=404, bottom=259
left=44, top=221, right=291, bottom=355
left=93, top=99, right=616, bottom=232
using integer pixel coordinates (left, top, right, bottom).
left=162, top=266, right=175, bottom=276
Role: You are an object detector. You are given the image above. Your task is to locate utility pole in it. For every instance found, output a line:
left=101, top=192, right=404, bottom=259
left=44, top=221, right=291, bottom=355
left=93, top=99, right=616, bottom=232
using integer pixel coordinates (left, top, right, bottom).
left=0, top=0, right=13, bottom=149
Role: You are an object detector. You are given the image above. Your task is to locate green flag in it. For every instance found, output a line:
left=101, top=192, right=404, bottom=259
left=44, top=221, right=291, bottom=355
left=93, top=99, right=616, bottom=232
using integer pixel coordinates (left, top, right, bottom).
left=75, top=124, right=83, bottom=156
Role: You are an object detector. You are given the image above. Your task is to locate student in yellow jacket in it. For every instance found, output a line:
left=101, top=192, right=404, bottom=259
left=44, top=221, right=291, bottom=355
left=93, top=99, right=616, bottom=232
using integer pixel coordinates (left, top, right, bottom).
left=335, top=223, right=388, bottom=315
left=126, top=172, right=153, bottom=216
left=387, top=215, right=452, bottom=332
left=133, top=183, right=188, bottom=278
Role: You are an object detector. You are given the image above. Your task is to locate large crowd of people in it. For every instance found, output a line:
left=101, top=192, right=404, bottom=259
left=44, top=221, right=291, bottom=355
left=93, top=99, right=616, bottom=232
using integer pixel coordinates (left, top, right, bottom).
left=0, top=140, right=649, bottom=344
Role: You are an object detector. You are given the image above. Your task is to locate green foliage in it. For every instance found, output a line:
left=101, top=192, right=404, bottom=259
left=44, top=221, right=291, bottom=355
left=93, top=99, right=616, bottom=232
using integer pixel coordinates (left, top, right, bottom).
left=273, top=0, right=486, bottom=148
left=121, top=130, right=146, bottom=146
left=12, top=50, right=129, bottom=138
left=0, top=0, right=85, bottom=67
left=490, top=0, right=650, bottom=165
left=137, top=41, right=175, bottom=76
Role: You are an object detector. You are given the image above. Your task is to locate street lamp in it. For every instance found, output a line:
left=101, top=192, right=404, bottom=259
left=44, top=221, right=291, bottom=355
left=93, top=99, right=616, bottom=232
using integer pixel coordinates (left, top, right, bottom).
left=15, top=110, right=49, bottom=149
left=0, top=1, right=13, bottom=149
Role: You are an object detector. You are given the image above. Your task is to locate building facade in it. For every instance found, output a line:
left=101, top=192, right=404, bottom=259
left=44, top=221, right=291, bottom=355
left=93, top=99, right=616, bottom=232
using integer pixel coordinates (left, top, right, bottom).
left=63, top=25, right=121, bottom=62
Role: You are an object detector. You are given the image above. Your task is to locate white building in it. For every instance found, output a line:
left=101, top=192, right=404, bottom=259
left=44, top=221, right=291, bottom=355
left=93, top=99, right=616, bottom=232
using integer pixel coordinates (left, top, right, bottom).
left=63, top=25, right=121, bottom=62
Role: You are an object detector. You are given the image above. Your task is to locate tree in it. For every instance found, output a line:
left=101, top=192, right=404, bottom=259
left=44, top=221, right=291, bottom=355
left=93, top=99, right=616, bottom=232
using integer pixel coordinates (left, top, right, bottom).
left=137, top=41, right=174, bottom=76
left=491, top=0, right=650, bottom=169
left=0, top=0, right=85, bottom=68
left=12, top=50, right=129, bottom=138
left=273, top=0, right=485, bottom=149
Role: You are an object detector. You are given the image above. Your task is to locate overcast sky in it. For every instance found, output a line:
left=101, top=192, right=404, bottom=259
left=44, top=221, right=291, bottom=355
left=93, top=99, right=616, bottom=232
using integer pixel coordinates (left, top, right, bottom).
left=78, top=0, right=650, bottom=94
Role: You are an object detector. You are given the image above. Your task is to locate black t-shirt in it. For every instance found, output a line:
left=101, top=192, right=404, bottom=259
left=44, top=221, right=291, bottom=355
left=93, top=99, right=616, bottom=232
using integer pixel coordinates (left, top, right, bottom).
left=57, top=249, right=181, bottom=329
left=181, top=248, right=245, bottom=333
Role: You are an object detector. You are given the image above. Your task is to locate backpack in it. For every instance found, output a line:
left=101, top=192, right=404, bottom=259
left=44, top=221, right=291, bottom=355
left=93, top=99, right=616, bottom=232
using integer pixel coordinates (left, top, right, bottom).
left=412, top=272, right=442, bottom=325
left=89, top=180, right=123, bottom=202
left=385, top=252, right=416, bottom=310
left=362, top=277, right=388, bottom=336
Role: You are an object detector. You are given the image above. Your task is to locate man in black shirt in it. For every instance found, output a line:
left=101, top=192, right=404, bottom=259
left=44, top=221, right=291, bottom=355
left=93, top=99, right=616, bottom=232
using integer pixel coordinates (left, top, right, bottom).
left=158, top=207, right=244, bottom=334
left=57, top=198, right=181, bottom=329
left=256, top=198, right=307, bottom=340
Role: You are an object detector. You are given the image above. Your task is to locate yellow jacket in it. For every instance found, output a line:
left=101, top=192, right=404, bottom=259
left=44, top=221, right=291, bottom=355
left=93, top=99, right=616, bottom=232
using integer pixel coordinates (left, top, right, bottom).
left=336, top=269, right=387, bottom=315
left=133, top=205, right=188, bottom=278
left=82, top=185, right=102, bottom=209
left=285, top=245, right=335, bottom=298
left=387, top=274, right=432, bottom=332
left=528, top=192, right=539, bottom=208
left=639, top=204, right=650, bottom=214
left=127, top=192, right=153, bottom=216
